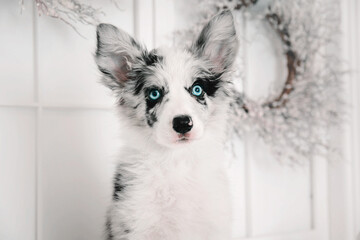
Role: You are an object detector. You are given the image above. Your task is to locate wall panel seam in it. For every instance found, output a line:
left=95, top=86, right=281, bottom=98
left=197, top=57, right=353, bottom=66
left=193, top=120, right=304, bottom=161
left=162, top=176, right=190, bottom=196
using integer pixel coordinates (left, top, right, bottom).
left=349, top=0, right=359, bottom=238
left=32, top=1, right=39, bottom=239
left=352, top=0, right=360, bottom=236
left=152, top=0, right=156, bottom=47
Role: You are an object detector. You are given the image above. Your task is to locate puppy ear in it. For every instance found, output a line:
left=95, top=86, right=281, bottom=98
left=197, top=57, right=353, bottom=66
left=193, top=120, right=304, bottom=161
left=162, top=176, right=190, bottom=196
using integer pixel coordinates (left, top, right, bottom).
left=191, top=10, right=238, bottom=73
left=95, top=23, right=142, bottom=90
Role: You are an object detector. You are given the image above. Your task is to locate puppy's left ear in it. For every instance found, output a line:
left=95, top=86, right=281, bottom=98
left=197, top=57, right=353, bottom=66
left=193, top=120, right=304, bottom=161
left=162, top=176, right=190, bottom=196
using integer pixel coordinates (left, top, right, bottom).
left=95, top=23, right=143, bottom=91
left=191, top=10, right=239, bottom=73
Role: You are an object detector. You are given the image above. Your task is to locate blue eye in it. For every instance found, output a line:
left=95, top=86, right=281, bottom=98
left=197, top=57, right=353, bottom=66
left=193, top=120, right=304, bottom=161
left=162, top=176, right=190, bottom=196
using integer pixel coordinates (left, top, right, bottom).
left=149, top=89, right=161, bottom=100
left=192, top=85, right=203, bottom=97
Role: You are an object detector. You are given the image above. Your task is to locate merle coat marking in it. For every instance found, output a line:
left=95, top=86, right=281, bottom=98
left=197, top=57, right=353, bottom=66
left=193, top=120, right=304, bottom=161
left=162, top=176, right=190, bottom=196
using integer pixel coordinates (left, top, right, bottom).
left=95, top=10, right=239, bottom=240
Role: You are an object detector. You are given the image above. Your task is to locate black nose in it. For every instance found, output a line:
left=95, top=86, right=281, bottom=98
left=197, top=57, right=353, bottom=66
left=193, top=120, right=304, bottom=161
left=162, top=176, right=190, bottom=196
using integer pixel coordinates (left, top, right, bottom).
left=172, top=115, right=193, bottom=134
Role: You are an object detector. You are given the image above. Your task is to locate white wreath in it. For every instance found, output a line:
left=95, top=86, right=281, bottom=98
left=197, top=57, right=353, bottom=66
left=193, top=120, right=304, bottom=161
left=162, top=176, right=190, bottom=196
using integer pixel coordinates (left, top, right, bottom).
left=175, top=0, right=343, bottom=163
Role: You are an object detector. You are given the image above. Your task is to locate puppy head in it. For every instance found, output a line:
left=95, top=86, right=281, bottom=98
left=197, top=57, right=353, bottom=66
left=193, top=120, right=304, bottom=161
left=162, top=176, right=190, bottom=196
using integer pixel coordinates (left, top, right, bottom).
left=95, top=10, right=238, bottom=148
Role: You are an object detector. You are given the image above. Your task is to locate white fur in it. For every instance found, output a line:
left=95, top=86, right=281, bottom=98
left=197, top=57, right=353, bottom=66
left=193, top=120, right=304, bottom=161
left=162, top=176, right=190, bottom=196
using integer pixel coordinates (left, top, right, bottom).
left=110, top=125, right=232, bottom=240
left=96, top=10, right=239, bottom=240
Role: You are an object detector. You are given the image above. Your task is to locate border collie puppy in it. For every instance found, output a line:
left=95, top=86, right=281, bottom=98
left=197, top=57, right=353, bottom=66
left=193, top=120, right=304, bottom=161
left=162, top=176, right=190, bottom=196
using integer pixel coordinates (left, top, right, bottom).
left=95, top=10, right=238, bottom=240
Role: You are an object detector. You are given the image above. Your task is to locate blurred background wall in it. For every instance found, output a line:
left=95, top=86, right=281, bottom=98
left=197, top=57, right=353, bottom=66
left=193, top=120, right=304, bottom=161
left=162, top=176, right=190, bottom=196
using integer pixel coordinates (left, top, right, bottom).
left=0, top=0, right=359, bottom=240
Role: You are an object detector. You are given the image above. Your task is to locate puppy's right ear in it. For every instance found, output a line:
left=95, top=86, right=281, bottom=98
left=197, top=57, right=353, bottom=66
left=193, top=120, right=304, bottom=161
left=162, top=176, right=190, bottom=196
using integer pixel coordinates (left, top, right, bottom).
left=191, top=10, right=238, bottom=74
left=95, top=23, right=142, bottom=90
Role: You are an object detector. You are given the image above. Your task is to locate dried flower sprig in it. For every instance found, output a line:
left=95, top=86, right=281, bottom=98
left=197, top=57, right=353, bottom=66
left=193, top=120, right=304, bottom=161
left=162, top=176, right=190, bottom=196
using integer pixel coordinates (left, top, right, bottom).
left=34, top=0, right=103, bottom=37
left=20, top=0, right=122, bottom=37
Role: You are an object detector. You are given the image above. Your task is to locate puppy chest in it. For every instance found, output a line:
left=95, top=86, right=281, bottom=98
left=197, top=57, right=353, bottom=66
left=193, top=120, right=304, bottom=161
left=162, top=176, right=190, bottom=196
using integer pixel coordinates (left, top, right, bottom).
left=132, top=165, right=230, bottom=225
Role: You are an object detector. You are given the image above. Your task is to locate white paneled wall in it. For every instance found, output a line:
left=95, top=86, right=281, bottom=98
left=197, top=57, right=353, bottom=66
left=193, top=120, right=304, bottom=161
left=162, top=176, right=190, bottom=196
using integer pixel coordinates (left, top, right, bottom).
left=329, top=1, right=360, bottom=240
left=37, top=0, right=134, bottom=107
left=0, top=1, right=358, bottom=240
left=0, top=108, right=36, bottom=240
left=0, top=1, right=132, bottom=239
left=39, top=109, right=119, bottom=240
left=0, top=0, right=35, bottom=104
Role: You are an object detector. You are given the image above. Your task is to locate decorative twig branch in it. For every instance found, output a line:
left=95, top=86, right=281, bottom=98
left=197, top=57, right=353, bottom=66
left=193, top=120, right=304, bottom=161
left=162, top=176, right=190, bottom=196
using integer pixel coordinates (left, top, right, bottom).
left=21, top=0, right=112, bottom=37
left=234, top=0, right=258, bottom=9
left=263, top=11, right=301, bottom=109
left=218, top=0, right=300, bottom=111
